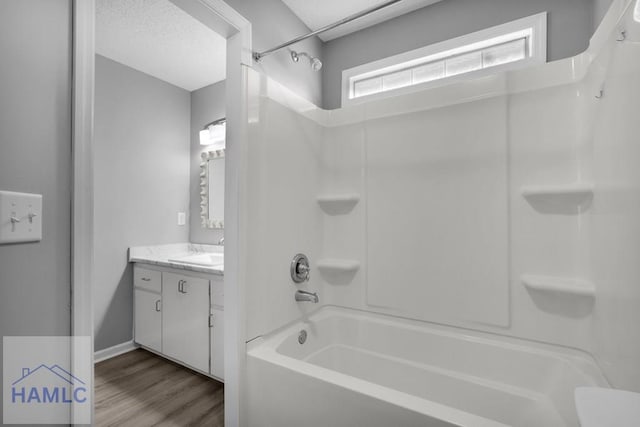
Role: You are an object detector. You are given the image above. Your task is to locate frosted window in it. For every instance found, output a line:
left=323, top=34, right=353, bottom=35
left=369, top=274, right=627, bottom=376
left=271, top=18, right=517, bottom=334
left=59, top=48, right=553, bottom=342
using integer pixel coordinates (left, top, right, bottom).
left=354, top=77, right=383, bottom=98
left=412, top=61, right=445, bottom=84
left=382, top=70, right=412, bottom=91
left=482, top=38, right=526, bottom=68
left=445, top=51, right=482, bottom=77
left=351, top=39, right=527, bottom=99
left=346, top=13, right=545, bottom=103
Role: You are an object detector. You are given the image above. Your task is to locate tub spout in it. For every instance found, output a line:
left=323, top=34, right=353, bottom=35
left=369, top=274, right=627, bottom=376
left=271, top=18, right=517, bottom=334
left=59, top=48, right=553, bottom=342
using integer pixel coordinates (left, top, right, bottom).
left=295, top=290, right=319, bottom=303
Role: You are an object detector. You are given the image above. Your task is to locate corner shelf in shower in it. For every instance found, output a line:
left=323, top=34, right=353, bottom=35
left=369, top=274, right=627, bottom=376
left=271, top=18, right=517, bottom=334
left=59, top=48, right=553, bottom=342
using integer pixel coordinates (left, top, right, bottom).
left=317, top=259, right=360, bottom=273
left=316, top=193, right=360, bottom=215
left=521, top=184, right=594, bottom=206
left=521, top=274, right=595, bottom=298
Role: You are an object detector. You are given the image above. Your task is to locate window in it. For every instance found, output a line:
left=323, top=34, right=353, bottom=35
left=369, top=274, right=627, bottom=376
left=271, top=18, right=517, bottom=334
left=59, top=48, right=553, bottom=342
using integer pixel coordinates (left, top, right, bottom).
left=342, top=13, right=547, bottom=106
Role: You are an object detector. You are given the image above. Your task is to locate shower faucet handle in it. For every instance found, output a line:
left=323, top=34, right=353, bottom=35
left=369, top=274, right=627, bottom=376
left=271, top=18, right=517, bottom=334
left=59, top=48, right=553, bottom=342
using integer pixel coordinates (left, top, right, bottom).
left=291, top=253, right=310, bottom=283
left=297, top=263, right=309, bottom=275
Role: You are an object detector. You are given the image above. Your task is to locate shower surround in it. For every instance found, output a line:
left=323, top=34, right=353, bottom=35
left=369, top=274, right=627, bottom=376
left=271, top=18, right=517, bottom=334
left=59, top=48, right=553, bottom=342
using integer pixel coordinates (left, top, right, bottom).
left=240, top=0, right=640, bottom=424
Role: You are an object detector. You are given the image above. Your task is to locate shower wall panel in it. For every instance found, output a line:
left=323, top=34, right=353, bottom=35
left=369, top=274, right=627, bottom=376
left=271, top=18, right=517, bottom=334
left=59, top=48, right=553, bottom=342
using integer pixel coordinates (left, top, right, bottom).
left=244, top=87, right=325, bottom=340
left=589, top=9, right=640, bottom=391
left=365, top=97, right=510, bottom=327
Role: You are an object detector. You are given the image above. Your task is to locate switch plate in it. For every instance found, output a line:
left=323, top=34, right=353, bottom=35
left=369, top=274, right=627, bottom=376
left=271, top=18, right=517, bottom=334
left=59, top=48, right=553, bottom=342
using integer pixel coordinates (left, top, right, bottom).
left=177, top=212, right=186, bottom=226
left=0, top=191, right=42, bottom=244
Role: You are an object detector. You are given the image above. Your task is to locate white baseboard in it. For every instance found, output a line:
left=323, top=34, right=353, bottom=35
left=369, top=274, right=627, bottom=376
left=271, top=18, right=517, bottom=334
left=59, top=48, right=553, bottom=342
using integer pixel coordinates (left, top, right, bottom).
left=94, top=340, right=139, bottom=363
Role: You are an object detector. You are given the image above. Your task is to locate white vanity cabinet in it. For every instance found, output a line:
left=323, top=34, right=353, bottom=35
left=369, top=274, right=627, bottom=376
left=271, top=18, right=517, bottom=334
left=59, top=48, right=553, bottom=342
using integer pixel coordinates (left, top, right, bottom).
left=133, top=264, right=224, bottom=381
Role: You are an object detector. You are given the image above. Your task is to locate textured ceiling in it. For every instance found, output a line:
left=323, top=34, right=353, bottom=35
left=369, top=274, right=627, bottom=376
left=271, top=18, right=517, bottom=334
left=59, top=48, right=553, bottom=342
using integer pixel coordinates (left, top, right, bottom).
left=96, top=0, right=226, bottom=91
left=281, top=0, right=444, bottom=41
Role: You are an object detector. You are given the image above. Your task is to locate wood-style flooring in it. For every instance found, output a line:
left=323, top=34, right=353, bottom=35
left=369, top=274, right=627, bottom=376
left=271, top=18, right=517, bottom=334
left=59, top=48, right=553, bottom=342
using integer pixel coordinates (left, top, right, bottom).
left=95, top=349, right=224, bottom=427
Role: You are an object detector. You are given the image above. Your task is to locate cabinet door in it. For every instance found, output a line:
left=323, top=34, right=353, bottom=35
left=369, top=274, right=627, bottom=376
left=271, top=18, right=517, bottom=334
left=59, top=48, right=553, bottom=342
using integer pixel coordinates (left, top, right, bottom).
left=162, top=272, right=210, bottom=372
left=210, top=308, right=224, bottom=380
left=134, top=289, right=162, bottom=352
left=210, top=275, right=224, bottom=309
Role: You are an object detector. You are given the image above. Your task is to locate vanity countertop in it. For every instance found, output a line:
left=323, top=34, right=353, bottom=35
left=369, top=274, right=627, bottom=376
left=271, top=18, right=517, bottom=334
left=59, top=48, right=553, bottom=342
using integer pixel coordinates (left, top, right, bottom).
left=129, top=243, right=223, bottom=275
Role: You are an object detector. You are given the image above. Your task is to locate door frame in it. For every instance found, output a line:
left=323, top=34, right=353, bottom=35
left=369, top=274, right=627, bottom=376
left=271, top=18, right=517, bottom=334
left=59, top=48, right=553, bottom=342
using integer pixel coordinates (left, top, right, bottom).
left=71, top=1, right=252, bottom=425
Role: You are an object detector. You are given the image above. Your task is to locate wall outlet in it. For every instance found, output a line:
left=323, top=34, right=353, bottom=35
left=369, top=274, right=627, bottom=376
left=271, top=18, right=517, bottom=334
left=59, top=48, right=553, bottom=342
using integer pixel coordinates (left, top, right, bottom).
left=0, top=191, right=43, bottom=244
left=177, top=212, right=186, bottom=226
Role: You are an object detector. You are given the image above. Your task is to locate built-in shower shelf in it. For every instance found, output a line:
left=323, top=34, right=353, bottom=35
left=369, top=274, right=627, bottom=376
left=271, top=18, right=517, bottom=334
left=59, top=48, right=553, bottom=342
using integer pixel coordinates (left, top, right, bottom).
left=317, top=193, right=360, bottom=214
left=317, top=259, right=360, bottom=273
left=521, top=184, right=594, bottom=204
left=521, top=274, right=595, bottom=298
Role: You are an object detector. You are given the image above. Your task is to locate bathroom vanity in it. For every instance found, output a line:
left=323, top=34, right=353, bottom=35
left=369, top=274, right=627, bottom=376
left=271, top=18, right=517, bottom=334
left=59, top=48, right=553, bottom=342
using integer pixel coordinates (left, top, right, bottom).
left=129, top=244, right=224, bottom=381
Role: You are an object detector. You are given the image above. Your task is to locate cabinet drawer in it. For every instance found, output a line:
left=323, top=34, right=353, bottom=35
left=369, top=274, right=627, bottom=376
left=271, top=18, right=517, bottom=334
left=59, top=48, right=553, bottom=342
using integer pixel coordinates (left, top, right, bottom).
left=210, top=276, right=224, bottom=308
left=134, top=266, right=161, bottom=293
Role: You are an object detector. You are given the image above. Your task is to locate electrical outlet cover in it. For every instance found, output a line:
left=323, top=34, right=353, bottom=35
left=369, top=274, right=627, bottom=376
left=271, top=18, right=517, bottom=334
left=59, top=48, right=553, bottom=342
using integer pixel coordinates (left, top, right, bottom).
left=0, top=191, right=42, bottom=244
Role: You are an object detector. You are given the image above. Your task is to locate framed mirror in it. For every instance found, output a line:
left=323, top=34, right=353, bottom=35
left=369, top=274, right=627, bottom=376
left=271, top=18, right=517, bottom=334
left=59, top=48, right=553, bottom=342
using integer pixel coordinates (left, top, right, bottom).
left=200, top=149, right=225, bottom=229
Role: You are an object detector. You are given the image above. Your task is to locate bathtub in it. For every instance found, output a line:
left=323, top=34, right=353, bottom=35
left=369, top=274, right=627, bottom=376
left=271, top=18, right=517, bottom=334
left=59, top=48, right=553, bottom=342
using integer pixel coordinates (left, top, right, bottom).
left=247, top=307, right=608, bottom=427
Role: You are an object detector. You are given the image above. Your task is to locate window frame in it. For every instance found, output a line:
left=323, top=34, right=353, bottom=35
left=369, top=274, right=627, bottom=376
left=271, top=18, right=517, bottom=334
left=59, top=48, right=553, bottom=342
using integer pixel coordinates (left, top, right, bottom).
left=341, top=12, right=547, bottom=107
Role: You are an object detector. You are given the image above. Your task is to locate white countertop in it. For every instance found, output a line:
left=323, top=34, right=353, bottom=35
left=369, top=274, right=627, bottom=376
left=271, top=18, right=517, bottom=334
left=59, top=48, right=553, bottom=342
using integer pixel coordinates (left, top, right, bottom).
left=129, top=243, right=224, bottom=275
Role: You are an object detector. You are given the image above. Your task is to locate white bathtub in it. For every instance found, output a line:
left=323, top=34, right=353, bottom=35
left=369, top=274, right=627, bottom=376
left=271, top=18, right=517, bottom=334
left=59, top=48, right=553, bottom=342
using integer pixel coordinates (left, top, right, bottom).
left=247, top=307, right=608, bottom=427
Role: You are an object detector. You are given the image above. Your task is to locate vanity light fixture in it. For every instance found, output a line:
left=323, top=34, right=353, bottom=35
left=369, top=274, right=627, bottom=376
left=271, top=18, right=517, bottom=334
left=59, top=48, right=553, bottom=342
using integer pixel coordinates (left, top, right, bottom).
left=200, top=118, right=226, bottom=147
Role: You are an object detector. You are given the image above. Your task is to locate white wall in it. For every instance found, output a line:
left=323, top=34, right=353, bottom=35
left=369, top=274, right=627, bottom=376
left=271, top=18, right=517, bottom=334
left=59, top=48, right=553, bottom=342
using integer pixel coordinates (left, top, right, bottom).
left=0, top=1, right=72, bottom=423
left=190, top=80, right=226, bottom=245
left=94, top=55, right=191, bottom=351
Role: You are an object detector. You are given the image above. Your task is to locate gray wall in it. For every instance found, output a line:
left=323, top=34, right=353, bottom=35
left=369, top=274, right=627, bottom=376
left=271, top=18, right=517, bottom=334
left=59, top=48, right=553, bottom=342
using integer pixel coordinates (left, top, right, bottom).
left=190, top=80, right=226, bottom=244
left=94, top=55, right=191, bottom=351
left=0, top=0, right=72, bottom=423
left=322, top=0, right=596, bottom=109
left=593, top=0, right=614, bottom=31
left=226, top=0, right=323, bottom=106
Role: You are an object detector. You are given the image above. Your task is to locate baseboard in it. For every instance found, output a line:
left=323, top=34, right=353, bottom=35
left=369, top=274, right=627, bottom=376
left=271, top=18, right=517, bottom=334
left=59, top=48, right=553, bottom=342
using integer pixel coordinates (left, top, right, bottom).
left=94, top=340, right=139, bottom=363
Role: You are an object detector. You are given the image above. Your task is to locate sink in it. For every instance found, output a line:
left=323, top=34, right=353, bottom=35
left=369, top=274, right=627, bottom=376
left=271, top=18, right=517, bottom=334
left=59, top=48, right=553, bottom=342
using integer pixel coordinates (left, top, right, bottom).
left=168, top=253, right=224, bottom=267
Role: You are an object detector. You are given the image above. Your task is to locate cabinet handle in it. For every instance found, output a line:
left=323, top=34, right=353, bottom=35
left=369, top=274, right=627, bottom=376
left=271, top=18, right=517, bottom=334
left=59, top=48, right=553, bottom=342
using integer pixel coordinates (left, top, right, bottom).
left=155, top=300, right=161, bottom=312
left=177, top=280, right=188, bottom=294
left=141, top=277, right=151, bottom=282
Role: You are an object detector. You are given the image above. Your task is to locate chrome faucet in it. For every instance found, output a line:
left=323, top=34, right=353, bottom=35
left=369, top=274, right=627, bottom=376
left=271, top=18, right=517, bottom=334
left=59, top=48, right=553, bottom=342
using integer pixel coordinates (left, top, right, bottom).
left=295, top=290, right=319, bottom=303
left=218, top=237, right=224, bottom=246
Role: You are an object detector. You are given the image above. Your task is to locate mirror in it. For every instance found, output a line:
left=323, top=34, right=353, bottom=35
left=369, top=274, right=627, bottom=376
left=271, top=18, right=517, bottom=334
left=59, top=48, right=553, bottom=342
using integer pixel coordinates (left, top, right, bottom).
left=200, top=149, right=225, bottom=228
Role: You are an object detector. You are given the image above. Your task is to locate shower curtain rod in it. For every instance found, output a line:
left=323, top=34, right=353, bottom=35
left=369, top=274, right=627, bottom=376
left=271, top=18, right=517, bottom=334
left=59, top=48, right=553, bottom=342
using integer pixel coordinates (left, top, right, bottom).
left=252, top=0, right=404, bottom=62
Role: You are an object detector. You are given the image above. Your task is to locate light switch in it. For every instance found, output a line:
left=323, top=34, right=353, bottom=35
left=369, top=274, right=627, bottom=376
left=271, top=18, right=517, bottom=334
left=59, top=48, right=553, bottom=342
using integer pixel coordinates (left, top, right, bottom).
left=0, top=191, right=42, bottom=244
left=177, top=212, right=186, bottom=226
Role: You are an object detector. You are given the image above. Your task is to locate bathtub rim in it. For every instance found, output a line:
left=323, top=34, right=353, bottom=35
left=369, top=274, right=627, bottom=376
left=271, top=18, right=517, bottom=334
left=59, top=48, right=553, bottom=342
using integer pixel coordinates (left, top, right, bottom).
left=249, top=304, right=610, bottom=383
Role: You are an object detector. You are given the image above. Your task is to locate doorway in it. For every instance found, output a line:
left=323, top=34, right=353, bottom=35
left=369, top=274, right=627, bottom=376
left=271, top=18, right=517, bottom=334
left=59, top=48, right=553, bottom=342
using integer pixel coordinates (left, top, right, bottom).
left=71, top=1, right=251, bottom=425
